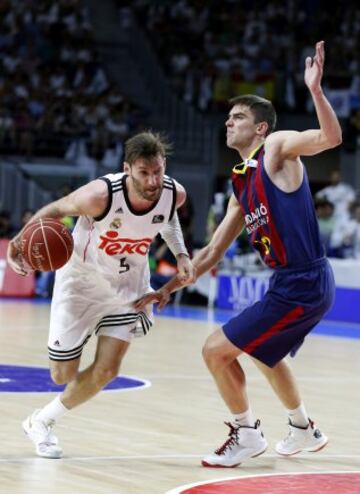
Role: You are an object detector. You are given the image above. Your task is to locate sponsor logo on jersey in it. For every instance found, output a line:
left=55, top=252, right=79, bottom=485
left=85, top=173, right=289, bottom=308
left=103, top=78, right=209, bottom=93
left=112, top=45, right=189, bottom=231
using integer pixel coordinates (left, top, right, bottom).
left=152, top=214, right=164, bottom=224
left=253, top=236, right=271, bottom=255
left=98, top=230, right=152, bottom=256
left=110, top=217, right=122, bottom=229
left=244, top=203, right=269, bottom=234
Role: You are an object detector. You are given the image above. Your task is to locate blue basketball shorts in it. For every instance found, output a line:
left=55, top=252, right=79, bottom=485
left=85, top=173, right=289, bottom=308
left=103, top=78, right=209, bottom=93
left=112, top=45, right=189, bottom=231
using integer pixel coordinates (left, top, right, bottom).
left=222, top=258, right=335, bottom=368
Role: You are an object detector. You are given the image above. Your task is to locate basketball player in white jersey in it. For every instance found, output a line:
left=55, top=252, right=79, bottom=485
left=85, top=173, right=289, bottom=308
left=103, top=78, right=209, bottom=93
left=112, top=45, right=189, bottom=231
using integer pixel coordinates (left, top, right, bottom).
left=7, top=131, right=195, bottom=458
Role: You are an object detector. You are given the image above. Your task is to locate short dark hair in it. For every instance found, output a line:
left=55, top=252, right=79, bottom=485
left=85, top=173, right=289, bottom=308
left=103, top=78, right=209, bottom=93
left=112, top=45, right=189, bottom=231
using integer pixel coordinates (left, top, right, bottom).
left=124, top=131, right=172, bottom=165
left=229, top=94, right=277, bottom=136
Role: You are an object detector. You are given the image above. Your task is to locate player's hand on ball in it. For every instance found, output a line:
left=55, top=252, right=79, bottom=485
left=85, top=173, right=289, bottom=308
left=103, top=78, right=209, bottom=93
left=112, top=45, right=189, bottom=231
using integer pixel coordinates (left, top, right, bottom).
left=134, top=287, right=171, bottom=312
left=7, top=238, right=30, bottom=276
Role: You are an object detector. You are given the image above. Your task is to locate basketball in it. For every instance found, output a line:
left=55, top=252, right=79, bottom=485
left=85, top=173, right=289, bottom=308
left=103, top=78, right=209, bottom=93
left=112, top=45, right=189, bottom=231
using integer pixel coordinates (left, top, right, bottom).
left=21, top=218, right=74, bottom=272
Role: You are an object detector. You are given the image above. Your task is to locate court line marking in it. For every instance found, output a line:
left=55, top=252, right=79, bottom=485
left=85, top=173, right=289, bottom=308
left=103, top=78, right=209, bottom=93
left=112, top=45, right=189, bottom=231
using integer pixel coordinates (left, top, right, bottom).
left=1, top=367, right=358, bottom=384
left=0, top=364, right=152, bottom=393
left=0, top=453, right=360, bottom=464
left=165, top=470, right=360, bottom=494
left=2, top=364, right=357, bottom=382
left=143, top=375, right=360, bottom=382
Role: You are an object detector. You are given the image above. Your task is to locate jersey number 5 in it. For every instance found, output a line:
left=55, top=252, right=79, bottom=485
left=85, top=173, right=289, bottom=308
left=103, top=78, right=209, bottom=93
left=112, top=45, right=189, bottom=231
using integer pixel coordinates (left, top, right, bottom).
left=119, top=257, right=130, bottom=274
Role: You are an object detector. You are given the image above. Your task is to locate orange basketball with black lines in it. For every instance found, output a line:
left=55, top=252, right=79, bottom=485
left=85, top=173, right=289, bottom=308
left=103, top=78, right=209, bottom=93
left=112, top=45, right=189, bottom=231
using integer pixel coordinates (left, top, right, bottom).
left=21, top=218, right=74, bottom=272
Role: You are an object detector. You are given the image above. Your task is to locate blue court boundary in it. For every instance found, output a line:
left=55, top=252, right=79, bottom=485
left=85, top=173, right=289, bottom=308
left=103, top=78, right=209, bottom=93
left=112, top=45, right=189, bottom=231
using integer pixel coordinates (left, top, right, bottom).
left=1, top=298, right=360, bottom=340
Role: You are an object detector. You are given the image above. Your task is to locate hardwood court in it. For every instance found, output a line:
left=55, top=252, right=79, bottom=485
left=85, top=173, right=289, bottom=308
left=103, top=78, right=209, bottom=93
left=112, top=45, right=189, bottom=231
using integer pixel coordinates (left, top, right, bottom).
left=0, top=299, right=359, bottom=494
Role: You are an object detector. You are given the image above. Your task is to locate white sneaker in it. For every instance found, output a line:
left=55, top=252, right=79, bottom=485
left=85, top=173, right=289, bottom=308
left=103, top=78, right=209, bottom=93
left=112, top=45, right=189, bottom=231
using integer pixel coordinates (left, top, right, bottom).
left=22, top=409, right=63, bottom=459
left=202, top=420, right=268, bottom=468
left=275, top=419, right=328, bottom=456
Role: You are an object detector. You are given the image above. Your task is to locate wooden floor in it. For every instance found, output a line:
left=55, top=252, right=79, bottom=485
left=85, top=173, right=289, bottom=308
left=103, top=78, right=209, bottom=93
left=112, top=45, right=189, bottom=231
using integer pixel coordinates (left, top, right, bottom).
left=0, top=300, right=359, bottom=494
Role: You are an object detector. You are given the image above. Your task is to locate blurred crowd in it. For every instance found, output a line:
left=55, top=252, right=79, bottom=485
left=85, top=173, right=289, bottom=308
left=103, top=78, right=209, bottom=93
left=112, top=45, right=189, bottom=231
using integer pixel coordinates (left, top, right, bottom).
left=0, top=0, right=144, bottom=162
left=314, top=171, right=360, bottom=259
left=1, top=0, right=359, bottom=161
left=128, top=0, right=360, bottom=147
left=130, top=0, right=359, bottom=106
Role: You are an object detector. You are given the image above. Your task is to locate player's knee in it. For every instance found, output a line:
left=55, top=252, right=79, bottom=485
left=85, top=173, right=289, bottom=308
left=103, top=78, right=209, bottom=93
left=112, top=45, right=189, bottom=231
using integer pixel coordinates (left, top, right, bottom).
left=92, top=365, right=118, bottom=387
left=202, top=330, right=237, bottom=372
left=50, top=365, right=77, bottom=385
left=202, top=338, right=226, bottom=371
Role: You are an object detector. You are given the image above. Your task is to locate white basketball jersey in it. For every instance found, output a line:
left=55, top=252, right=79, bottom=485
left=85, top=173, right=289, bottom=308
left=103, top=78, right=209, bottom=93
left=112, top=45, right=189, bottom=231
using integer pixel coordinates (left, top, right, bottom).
left=66, top=172, right=177, bottom=304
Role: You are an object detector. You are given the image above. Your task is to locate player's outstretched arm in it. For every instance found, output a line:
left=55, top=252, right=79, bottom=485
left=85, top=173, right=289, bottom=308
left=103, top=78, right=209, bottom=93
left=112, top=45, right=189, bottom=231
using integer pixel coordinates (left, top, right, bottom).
left=7, top=179, right=109, bottom=275
left=305, top=41, right=342, bottom=147
left=190, top=194, right=244, bottom=280
left=134, top=194, right=244, bottom=310
left=266, top=41, right=342, bottom=160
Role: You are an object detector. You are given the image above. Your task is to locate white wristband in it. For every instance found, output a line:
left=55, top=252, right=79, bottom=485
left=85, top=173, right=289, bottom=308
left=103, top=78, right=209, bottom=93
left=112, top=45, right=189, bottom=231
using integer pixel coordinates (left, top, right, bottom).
left=160, top=212, right=189, bottom=258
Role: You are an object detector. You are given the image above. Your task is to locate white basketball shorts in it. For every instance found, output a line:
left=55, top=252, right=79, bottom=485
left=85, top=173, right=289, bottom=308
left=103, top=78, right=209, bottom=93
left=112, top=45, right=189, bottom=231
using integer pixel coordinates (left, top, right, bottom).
left=47, top=264, right=154, bottom=361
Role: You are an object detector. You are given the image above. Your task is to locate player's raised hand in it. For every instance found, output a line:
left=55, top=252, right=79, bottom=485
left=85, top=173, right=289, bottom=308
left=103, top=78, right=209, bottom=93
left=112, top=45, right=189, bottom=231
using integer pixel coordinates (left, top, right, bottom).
left=305, top=41, right=325, bottom=93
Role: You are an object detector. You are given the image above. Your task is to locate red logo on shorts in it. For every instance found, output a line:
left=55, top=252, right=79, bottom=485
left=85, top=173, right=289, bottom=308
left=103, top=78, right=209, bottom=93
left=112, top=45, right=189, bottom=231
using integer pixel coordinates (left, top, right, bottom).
left=98, top=231, right=152, bottom=256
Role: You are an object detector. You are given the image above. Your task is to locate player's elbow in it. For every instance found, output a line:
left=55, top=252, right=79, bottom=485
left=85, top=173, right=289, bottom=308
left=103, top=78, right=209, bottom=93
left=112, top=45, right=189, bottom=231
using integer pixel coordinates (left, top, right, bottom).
left=322, top=130, right=343, bottom=149
left=332, top=133, right=343, bottom=148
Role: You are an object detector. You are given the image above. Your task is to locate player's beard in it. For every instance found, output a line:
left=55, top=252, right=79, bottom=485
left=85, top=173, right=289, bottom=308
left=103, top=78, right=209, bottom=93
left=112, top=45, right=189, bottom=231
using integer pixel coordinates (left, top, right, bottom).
left=131, top=176, right=162, bottom=202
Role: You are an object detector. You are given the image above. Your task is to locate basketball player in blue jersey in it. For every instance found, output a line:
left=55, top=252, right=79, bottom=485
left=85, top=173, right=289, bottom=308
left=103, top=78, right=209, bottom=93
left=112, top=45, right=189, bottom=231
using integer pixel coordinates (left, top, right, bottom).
left=135, top=41, right=343, bottom=467
left=7, top=131, right=195, bottom=458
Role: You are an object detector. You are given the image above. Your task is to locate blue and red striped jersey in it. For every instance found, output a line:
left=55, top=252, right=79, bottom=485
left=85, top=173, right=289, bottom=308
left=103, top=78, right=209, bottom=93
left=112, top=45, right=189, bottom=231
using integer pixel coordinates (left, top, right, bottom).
left=231, top=145, right=324, bottom=269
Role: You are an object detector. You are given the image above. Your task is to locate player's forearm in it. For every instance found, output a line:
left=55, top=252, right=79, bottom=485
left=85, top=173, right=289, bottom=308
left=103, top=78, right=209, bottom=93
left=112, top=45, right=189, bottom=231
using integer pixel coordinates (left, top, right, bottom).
left=192, top=244, right=223, bottom=278
left=12, top=202, right=65, bottom=242
left=159, top=244, right=221, bottom=295
left=160, top=212, right=189, bottom=257
left=29, top=202, right=64, bottom=223
left=311, top=89, right=342, bottom=147
left=159, top=275, right=184, bottom=295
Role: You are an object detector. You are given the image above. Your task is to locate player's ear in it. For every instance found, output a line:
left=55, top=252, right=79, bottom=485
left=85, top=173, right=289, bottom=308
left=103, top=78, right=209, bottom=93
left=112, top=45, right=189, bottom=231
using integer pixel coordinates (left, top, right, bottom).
left=123, top=161, right=130, bottom=173
left=256, top=121, right=268, bottom=137
left=163, top=157, right=167, bottom=170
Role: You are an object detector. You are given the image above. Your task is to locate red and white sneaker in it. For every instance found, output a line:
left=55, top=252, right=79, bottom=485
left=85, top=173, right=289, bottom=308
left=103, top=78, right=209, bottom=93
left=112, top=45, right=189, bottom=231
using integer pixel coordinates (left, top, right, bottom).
left=275, top=419, right=328, bottom=456
left=202, top=420, right=268, bottom=468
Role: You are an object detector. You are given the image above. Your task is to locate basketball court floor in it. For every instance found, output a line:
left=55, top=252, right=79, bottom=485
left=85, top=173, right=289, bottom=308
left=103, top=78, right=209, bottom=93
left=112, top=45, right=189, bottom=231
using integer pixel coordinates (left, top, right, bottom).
left=0, top=298, right=359, bottom=494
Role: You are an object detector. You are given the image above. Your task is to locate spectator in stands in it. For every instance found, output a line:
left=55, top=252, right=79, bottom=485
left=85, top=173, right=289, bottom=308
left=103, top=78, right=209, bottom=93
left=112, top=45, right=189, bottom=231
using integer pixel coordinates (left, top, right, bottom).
left=0, top=0, right=140, bottom=161
left=206, top=192, right=226, bottom=242
left=130, top=0, right=359, bottom=115
left=314, top=198, right=337, bottom=256
left=344, top=107, right=360, bottom=151
left=0, top=210, right=15, bottom=239
left=315, top=170, right=356, bottom=222
left=332, top=201, right=360, bottom=259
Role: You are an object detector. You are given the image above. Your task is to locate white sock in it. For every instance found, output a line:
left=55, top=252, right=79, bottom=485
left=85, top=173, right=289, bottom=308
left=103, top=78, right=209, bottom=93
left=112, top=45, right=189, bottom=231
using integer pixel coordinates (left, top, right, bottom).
left=36, top=395, right=68, bottom=425
left=287, top=402, right=309, bottom=428
left=232, top=409, right=255, bottom=427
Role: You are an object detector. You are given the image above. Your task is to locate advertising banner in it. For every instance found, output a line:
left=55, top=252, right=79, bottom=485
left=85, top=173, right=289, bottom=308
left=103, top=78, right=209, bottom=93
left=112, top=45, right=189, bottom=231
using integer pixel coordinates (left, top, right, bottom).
left=0, top=240, right=35, bottom=297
